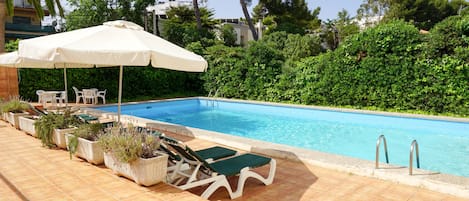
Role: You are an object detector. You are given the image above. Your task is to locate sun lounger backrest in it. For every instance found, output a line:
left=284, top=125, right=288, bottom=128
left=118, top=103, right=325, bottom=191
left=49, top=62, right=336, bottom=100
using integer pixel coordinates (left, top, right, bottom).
left=160, top=135, right=216, bottom=172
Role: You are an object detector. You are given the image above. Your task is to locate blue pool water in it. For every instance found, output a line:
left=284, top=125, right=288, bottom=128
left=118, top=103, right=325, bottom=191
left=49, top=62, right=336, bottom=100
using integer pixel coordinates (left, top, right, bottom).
left=96, top=99, right=469, bottom=177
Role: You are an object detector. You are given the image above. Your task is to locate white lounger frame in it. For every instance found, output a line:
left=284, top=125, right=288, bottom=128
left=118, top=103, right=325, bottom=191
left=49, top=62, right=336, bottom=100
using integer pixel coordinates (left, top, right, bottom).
left=167, top=155, right=277, bottom=199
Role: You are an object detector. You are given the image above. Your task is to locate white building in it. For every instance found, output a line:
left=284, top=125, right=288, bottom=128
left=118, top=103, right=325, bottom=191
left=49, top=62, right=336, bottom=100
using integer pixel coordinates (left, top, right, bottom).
left=219, top=19, right=255, bottom=46
left=147, top=0, right=207, bottom=16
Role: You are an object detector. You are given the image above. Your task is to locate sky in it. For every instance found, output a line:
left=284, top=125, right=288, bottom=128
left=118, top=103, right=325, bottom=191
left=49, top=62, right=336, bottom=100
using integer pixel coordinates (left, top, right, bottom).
left=206, top=0, right=363, bottom=20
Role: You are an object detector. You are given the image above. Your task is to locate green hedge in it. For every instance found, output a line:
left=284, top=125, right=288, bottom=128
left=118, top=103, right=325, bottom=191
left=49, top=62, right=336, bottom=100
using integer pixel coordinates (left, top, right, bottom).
left=203, top=20, right=469, bottom=116
left=19, top=67, right=204, bottom=103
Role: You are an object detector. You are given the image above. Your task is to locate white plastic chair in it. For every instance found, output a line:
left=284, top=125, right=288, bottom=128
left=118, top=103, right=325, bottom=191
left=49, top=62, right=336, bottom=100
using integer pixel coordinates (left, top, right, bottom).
left=96, top=89, right=107, bottom=104
left=36, top=90, right=45, bottom=103
left=55, top=91, right=67, bottom=106
left=72, top=86, right=84, bottom=104
left=41, top=92, right=56, bottom=108
left=83, top=89, right=97, bottom=104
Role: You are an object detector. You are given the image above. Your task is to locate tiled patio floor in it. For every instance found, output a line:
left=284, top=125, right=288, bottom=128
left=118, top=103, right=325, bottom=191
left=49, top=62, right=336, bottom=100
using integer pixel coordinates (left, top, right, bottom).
left=0, top=120, right=468, bottom=201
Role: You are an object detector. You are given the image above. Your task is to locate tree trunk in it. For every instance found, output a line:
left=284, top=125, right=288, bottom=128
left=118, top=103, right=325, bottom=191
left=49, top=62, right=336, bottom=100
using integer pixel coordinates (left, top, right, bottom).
left=193, top=0, right=202, bottom=30
left=240, top=0, right=258, bottom=41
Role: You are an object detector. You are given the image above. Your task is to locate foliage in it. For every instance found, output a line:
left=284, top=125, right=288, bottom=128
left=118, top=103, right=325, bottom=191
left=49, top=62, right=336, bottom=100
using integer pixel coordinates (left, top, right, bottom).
left=5, top=39, right=19, bottom=52
left=243, top=41, right=284, bottom=99
left=260, top=31, right=323, bottom=64
left=256, top=0, right=321, bottom=34
left=322, top=10, right=360, bottom=50
left=5, top=0, right=64, bottom=18
left=65, top=0, right=154, bottom=31
left=384, top=0, right=462, bottom=30
left=162, top=6, right=217, bottom=48
left=220, top=24, right=237, bottom=47
left=98, top=126, right=161, bottom=163
left=65, top=0, right=119, bottom=30
left=67, top=123, right=104, bottom=159
left=34, top=110, right=82, bottom=148
left=1, top=97, right=29, bottom=113
left=357, top=0, right=466, bottom=30
left=18, top=67, right=204, bottom=103
left=71, top=123, right=104, bottom=141
left=202, top=45, right=247, bottom=98
left=424, top=15, right=469, bottom=58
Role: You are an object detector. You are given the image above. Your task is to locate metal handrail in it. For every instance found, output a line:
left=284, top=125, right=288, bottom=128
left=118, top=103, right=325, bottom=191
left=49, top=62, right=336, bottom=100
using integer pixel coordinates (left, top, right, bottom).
left=375, top=134, right=389, bottom=169
left=409, top=140, right=420, bottom=175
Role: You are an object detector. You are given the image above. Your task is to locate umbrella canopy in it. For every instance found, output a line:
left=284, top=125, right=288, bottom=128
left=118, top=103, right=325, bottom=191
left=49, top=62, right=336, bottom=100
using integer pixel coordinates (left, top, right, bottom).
left=18, top=20, right=207, bottom=71
left=0, top=51, right=100, bottom=68
left=0, top=51, right=113, bottom=106
left=17, top=20, right=208, bottom=123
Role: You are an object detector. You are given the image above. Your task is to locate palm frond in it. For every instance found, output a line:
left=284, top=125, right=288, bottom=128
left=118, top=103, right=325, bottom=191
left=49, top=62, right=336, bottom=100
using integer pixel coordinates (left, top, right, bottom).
left=6, top=0, right=15, bottom=16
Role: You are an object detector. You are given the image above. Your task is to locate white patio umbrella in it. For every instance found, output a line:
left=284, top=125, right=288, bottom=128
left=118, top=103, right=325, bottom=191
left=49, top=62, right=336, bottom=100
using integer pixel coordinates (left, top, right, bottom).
left=0, top=51, right=106, bottom=106
left=17, top=20, right=208, bottom=123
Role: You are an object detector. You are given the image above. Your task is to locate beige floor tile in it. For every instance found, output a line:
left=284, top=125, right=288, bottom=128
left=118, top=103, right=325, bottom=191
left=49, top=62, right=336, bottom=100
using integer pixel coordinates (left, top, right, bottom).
left=1, top=119, right=468, bottom=201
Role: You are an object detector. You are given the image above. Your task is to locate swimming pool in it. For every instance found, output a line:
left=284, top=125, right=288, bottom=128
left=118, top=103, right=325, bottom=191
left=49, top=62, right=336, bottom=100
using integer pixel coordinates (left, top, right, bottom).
left=96, top=98, right=469, bottom=177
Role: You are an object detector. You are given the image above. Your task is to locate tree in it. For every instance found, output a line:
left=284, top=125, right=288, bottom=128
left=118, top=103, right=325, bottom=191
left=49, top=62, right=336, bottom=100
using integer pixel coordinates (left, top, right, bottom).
left=193, top=0, right=202, bottom=30
left=240, top=0, right=258, bottom=40
left=256, top=0, right=321, bottom=35
left=385, top=0, right=459, bottom=30
left=163, top=6, right=217, bottom=47
left=357, top=0, right=467, bottom=30
left=65, top=0, right=154, bottom=31
left=1, top=0, right=64, bottom=51
left=356, top=0, right=389, bottom=27
left=66, top=0, right=119, bottom=30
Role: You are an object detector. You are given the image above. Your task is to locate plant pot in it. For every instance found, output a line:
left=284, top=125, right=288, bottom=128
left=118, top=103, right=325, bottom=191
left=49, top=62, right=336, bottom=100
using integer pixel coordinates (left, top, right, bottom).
left=104, top=152, right=168, bottom=186
left=53, top=128, right=77, bottom=149
left=1, top=112, right=7, bottom=121
left=18, top=116, right=37, bottom=137
left=7, top=112, right=28, bottom=129
left=65, top=134, right=104, bottom=165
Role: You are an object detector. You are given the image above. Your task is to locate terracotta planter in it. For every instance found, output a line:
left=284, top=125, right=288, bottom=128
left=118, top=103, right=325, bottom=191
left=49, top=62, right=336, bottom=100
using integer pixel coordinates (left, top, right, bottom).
left=65, top=134, right=104, bottom=165
left=53, top=128, right=77, bottom=149
left=18, top=116, right=37, bottom=137
left=104, top=152, right=168, bottom=186
left=7, top=112, right=28, bottom=129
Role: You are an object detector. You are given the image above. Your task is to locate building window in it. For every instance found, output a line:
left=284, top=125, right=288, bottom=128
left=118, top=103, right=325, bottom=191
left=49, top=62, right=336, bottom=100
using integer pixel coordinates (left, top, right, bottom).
left=13, top=16, right=31, bottom=24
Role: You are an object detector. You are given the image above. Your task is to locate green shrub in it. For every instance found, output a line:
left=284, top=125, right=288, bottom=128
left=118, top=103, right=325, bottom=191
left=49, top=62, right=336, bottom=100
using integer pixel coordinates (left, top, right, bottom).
left=98, top=126, right=161, bottom=163
left=1, top=97, right=30, bottom=113
left=67, top=123, right=104, bottom=159
left=35, top=110, right=82, bottom=148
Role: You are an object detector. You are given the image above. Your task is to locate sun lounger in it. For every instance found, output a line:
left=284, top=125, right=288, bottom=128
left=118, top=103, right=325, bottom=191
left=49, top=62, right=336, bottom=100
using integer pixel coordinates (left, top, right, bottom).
left=160, top=135, right=276, bottom=199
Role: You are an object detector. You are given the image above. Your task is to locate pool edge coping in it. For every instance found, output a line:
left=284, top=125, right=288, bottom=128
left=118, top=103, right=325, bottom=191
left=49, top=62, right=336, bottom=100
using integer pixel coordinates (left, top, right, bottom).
left=83, top=97, right=469, bottom=198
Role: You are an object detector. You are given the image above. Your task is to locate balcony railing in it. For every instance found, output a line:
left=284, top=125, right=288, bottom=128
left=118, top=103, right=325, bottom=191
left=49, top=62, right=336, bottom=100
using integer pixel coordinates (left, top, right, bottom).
left=6, top=23, right=55, bottom=33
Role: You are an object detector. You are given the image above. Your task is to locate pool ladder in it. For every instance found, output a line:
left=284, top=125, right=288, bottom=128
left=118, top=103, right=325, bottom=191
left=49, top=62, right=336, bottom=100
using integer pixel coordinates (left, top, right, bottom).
left=375, top=135, right=420, bottom=175
left=409, top=140, right=420, bottom=175
left=207, top=89, right=220, bottom=107
left=375, top=135, right=389, bottom=168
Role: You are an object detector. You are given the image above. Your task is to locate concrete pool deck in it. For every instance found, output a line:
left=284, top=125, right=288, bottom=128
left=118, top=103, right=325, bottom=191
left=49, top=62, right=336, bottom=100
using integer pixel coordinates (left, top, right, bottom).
left=84, top=97, right=469, bottom=198
left=1, top=119, right=469, bottom=201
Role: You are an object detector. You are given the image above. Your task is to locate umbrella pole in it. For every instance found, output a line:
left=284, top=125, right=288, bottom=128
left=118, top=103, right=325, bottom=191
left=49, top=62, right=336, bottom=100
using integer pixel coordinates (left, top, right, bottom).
left=64, top=67, right=68, bottom=107
left=117, top=65, right=123, bottom=125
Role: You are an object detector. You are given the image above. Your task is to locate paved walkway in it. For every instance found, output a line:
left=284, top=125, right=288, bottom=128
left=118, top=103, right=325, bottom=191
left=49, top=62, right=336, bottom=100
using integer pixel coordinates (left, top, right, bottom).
left=0, top=120, right=468, bottom=201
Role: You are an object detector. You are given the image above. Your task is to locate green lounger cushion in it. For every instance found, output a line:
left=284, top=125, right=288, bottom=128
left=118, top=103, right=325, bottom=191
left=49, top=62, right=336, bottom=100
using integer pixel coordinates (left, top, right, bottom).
left=209, top=153, right=271, bottom=176
left=77, top=114, right=98, bottom=121
left=195, top=146, right=237, bottom=161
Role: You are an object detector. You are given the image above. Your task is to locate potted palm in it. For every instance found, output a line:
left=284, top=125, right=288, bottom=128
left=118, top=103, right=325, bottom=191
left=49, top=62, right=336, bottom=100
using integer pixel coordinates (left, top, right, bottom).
left=99, top=126, right=168, bottom=186
left=35, top=109, right=81, bottom=148
left=65, top=123, right=105, bottom=165
left=1, top=97, right=30, bottom=129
